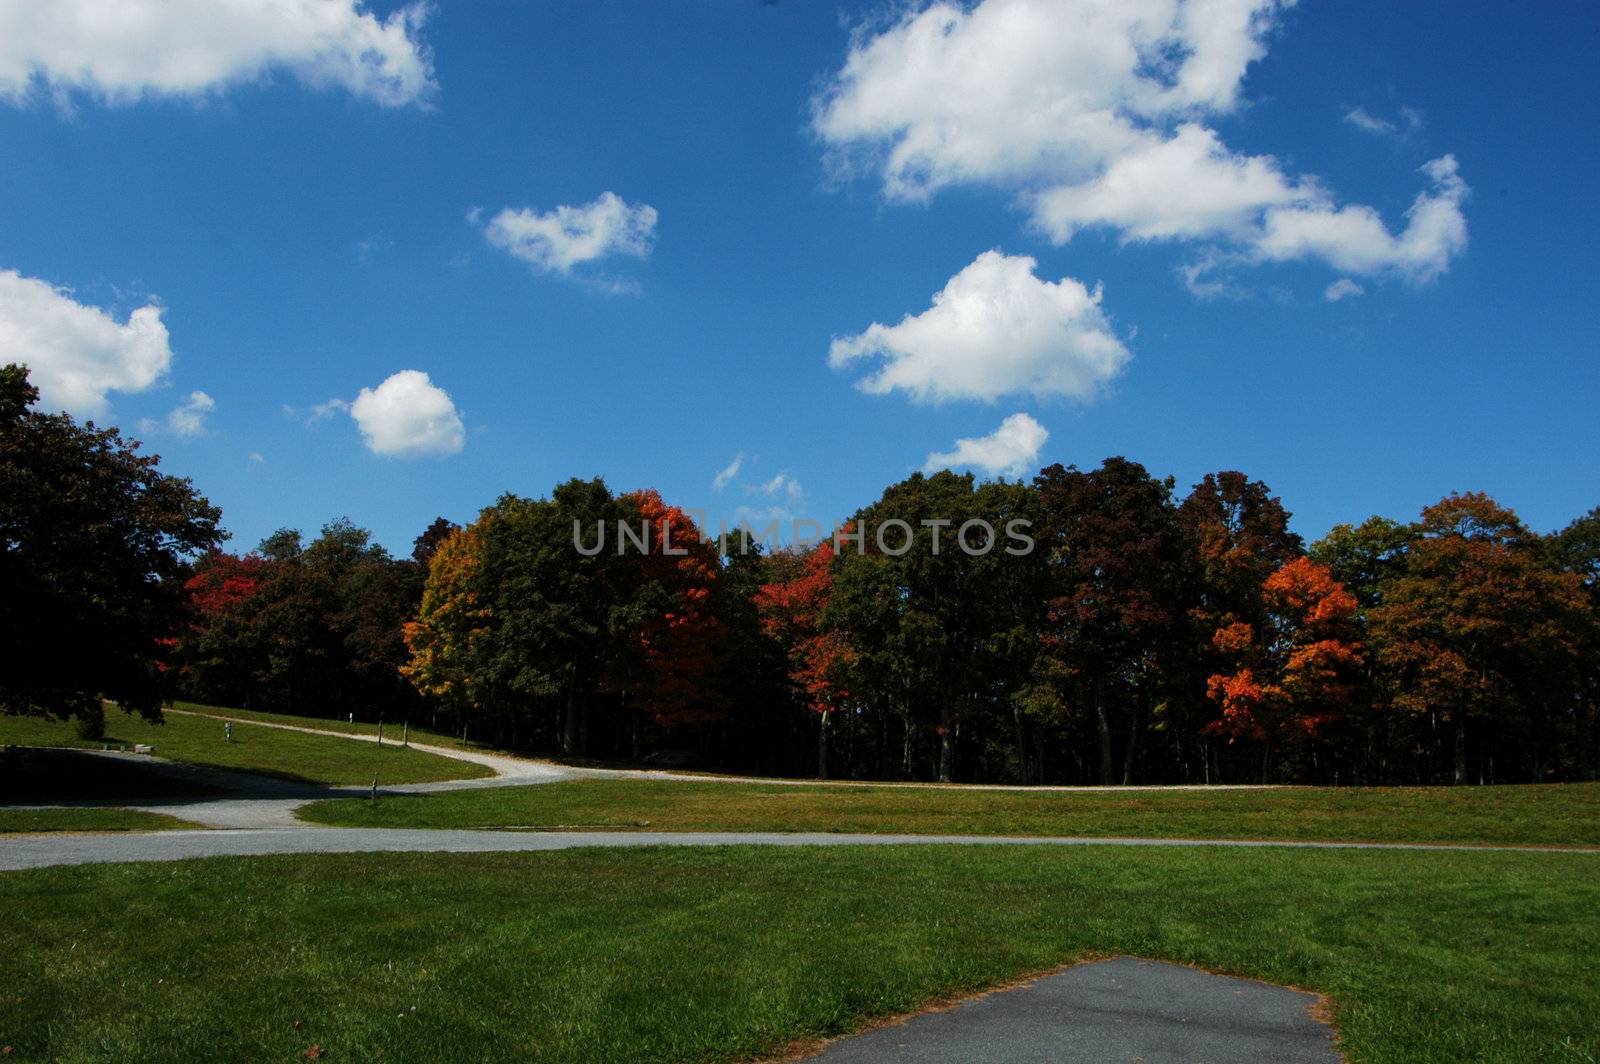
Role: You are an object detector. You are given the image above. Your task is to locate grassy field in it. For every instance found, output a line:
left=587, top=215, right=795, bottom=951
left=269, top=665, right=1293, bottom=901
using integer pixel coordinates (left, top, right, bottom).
left=298, top=776, right=1600, bottom=847
left=0, top=709, right=491, bottom=788
left=166, top=702, right=479, bottom=750
left=0, top=845, right=1595, bottom=1063
left=0, top=808, right=203, bottom=833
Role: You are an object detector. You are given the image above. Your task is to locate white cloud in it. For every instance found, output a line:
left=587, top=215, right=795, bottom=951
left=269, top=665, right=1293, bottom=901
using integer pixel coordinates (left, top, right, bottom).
left=0, top=269, right=172, bottom=417
left=829, top=250, right=1129, bottom=404
left=167, top=390, right=215, bottom=436
left=1253, top=156, right=1469, bottom=282
left=309, top=398, right=349, bottom=421
left=0, top=0, right=434, bottom=108
left=347, top=369, right=464, bottom=457
left=813, top=0, right=1282, bottom=200
left=925, top=412, right=1048, bottom=478
left=733, top=504, right=796, bottom=526
left=712, top=453, right=743, bottom=491
left=1344, top=105, right=1422, bottom=140
left=1033, top=124, right=1311, bottom=245
left=814, top=0, right=1469, bottom=284
left=757, top=473, right=804, bottom=502
left=480, top=192, right=658, bottom=275
left=141, top=390, right=214, bottom=437
left=1324, top=278, right=1364, bottom=302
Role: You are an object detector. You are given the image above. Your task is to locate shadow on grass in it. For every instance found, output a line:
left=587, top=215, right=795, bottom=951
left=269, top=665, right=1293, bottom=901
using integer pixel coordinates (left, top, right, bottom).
left=0, top=748, right=224, bottom=804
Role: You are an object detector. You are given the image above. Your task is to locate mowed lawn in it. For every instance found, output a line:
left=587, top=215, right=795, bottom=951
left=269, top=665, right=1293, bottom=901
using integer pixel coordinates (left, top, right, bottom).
left=1, top=845, right=1596, bottom=1063
left=167, top=701, right=478, bottom=751
left=0, top=807, right=203, bottom=833
left=299, top=777, right=1600, bottom=847
left=0, top=709, right=490, bottom=789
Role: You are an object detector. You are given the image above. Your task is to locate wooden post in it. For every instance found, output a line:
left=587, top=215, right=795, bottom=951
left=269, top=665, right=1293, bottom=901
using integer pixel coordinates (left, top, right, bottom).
left=402, top=721, right=409, bottom=747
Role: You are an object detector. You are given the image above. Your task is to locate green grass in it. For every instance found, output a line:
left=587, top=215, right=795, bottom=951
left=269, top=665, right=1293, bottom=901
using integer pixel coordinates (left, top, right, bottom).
left=0, top=846, right=1595, bottom=1062
left=0, top=807, right=203, bottom=833
left=0, top=709, right=491, bottom=788
left=166, top=701, right=481, bottom=751
left=298, top=776, right=1600, bottom=847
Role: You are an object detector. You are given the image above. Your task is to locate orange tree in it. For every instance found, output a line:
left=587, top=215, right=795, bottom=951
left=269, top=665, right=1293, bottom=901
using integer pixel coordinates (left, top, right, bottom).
left=1205, top=557, right=1365, bottom=781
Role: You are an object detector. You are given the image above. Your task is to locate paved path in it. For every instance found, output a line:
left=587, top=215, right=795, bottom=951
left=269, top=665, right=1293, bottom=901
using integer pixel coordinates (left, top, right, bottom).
left=2, top=825, right=1594, bottom=871
left=5, top=711, right=1597, bottom=870
left=795, top=956, right=1342, bottom=1063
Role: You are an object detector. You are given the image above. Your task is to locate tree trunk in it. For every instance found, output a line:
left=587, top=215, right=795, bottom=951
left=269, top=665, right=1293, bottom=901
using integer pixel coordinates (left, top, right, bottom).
left=901, top=715, right=915, bottom=779
left=561, top=669, right=578, bottom=756
left=1093, top=684, right=1114, bottom=785
left=1121, top=698, right=1141, bottom=786
left=1013, top=704, right=1028, bottom=785
left=817, top=709, right=830, bottom=780
left=938, top=704, right=954, bottom=784
left=1453, top=714, right=1467, bottom=785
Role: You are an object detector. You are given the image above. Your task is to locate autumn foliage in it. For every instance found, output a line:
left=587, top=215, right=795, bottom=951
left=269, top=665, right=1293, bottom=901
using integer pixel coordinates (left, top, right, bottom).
left=755, top=538, right=852, bottom=717
left=149, top=454, right=1599, bottom=786
left=1206, top=557, right=1364, bottom=747
left=621, top=489, right=729, bottom=729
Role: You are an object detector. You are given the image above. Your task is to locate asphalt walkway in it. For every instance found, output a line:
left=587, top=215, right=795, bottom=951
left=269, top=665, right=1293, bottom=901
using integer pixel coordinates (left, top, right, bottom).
left=795, top=956, right=1342, bottom=1063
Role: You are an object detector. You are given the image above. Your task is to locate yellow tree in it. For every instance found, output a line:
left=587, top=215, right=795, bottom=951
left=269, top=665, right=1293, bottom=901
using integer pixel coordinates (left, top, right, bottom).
left=401, top=521, right=491, bottom=729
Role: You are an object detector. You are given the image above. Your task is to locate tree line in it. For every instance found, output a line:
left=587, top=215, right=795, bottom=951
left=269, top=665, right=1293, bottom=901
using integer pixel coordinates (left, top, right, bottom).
left=4, top=363, right=1597, bottom=783
left=173, top=463, right=1600, bottom=786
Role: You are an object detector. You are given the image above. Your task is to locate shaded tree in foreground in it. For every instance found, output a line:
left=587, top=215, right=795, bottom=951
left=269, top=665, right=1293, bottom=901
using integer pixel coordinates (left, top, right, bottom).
left=0, top=363, right=223, bottom=729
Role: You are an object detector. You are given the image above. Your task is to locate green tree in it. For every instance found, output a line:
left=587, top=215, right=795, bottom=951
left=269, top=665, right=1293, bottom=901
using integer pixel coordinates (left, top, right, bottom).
left=1031, top=458, right=1187, bottom=785
left=828, top=472, right=1044, bottom=782
left=0, top=364, right=223, bottom=728
left=1547, top=507, right=1600, bottom=778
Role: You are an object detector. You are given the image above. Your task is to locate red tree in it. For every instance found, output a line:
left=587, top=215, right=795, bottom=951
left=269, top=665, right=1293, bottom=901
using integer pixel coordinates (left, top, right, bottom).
left=755, top=537, right=852, bottom=777
left=185, top=550, right=270, bottom=620
left=621, top=489, right=728, bottom=732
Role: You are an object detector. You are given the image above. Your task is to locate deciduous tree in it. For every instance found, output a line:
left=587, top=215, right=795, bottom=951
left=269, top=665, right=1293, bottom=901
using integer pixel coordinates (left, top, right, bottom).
left=0, top=364, right=223, bottom=729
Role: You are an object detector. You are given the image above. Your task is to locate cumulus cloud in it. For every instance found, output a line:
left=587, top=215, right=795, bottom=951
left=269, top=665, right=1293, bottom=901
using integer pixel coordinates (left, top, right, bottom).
left=814, top=0, right=1468, bottom=284
left=347, top=370, right=464, bottom=457
left=1324, top=278, right=1364, bottom=302
left=925, top=412, right=1048, bottom=478
left=1033, top=124, right=1310, bottom=245
left=829, top=250, right=1129, bottom=404
left=0, top=0, right=435, bottom=107
left=0, top=269, right=172, bottom=417
left=141, top=390, right=215, bottom=438
left=480, top=192, right=658, bottom=275
left=712, top=453, right=743, bottom=491
left=1253, top=156, right=1468, bottom=282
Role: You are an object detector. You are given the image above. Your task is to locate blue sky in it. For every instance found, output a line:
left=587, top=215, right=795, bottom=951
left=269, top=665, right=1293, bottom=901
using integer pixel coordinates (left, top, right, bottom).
left=1, top=0, right=1596, bottom=556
